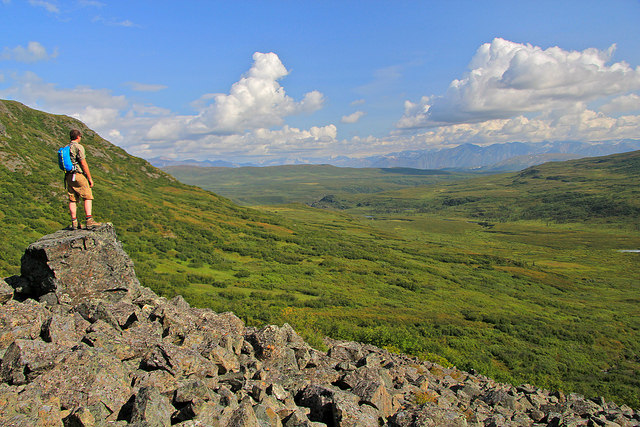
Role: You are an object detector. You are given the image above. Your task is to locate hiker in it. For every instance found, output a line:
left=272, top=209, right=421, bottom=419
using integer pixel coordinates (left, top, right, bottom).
left=64, top=129, right=101, bottom=230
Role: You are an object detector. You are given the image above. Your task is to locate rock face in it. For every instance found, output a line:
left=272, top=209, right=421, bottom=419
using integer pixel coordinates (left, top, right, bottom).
left=16, top=223, right=140, bottom=305
left=0, top=225, right=638, bottom=426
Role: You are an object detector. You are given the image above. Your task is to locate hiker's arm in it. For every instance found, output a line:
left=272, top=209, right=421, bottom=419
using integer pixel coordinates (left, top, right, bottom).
left=79, top=159, right=94, bottom=187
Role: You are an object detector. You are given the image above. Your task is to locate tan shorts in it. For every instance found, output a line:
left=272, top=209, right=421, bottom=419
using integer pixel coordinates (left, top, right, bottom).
left=66, top=173, right=93, bottom=202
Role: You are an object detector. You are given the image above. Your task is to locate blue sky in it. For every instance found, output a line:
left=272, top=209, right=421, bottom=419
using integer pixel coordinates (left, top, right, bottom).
left=1, top=1, right=639, bottom=164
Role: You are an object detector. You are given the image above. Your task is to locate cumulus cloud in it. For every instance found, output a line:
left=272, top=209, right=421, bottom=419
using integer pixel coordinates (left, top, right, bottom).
left=147, top=52, right=324, bottom=138
left=0, top=72, right=127, bottom=132
left=1, top=41, right=58, bottom=63
left=0, top=52, right=336, bottom=162
left=341, top=111, right=366, bottom=123
left=397, top=38, right=640, bottom=129
left=600, top=93, right=640, bottom=114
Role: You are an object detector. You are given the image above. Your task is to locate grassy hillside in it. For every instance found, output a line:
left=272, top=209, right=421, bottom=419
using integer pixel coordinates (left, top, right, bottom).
left=315, top=150, right=640, bottom=226
left=2, top=100, right=639, bottom=407
left=162, top=164, right=473, bottom=205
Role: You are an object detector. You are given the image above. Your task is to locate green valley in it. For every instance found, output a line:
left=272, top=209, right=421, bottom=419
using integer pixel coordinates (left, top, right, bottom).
left=2, top=100, right=639, bottom=407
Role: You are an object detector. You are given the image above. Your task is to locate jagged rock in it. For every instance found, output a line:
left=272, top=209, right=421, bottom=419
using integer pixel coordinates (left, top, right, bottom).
left=18, top=224, right=141, bottom=304
left=63, top=406, right=96, bottom=426
left=247, top=323, right=307, bottom=361
left=0, top=279, right=13, bottom=304
left=226, top=398, right=261, bottom=427
left=23, top=344, right=131, bottom=418
left=141, top=343, right=219, bottom=378
left=326, top=340, right=364, bottom=363
left=0, top=339, right=69, bottom=385
left=41, top=312, right=90, bottom=347
left=82, top=319, right=137, bottom=361
left=120, top=318, right=164, bottom=358
left=0, top=299, right=49, bottom=350
left=389, top=402, right=469, bottom=426
left=130, top=386, right=174, bottom=426
left=132, top=369, right=179, bottom=396
left=297, top=383, right=380, bottom=426
left=283, top=408, right=318, bottom=427
left=204, top=342, right=241, bottom=374
left=254, top=402, right=283, bottom=427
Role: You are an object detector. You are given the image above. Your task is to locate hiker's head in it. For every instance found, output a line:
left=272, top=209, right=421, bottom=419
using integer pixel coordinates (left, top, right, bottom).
left=70, top=129, right=82, bottom=141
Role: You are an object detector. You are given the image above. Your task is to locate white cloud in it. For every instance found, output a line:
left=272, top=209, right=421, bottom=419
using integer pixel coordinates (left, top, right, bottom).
left=29, top=0, right=59, bottom=13
left=149, top=52, right=324, bottom=137
left=390, top=107, right=640, bottom=150
left=1, top=41, right=58, bottom=63
left=398, top=38, right=640, bottom=129
left=79, top=0, right=105, bottom=7
left=600, top=93, right=640, bottom=114
left=92, top=15, right=138, bottom=28
left=125, top=82, right=168, bottom=92
left=0, top=52, right=335, bottom=162
left=341, top=111, right=366, bottom=124
left=351, top=99, right=366, bottom=106
left=0, top=71, right=127, bottom=132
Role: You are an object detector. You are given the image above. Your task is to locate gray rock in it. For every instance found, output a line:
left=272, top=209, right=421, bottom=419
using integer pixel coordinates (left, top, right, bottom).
left=0, top=299, right=49, bottom=350
left=226, top=398, right=261, bottom=427
left=297, top=383, right=379, bottom=426
left=205, top=343, right=241, bottom=374
left=0, top=339, right=69, bottom=385
left=174, top=379, right=215, bottom=405
left=351, top=378, right=393, bottom=417
left=18, top=224, right=141, bottom=304
left=24, top=344, right=131, bottom=416
left=141, top=343, right=219, bottom=378
left=41, top=312, right=90, bottom=347
left=132, top=370, right=179, bottom=396
left=389, top=402, right=469, bottom=426
left=130, top=386, right=174, bottom=427
left=0, top=279, right=13, bottom=304
left=254, top=402, right=283, bottom=427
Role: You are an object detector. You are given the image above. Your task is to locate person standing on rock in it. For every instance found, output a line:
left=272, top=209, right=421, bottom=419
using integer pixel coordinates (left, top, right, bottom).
left=65, top=129, right=101, bottom=230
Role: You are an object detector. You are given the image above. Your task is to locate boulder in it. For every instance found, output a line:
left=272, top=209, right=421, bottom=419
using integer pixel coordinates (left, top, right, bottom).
left=23, top=344, right=131, bottom=417
left=0, top=339, right=69, bottom=385
left=41, top=312, right=90, bottom=347
left=18, top=223, right=141, bottom=304
left=0, top=299, right=49, bottom=350
left=130, top=386, right=174, bottom=427
left=0, top=279, right=13, bottom=304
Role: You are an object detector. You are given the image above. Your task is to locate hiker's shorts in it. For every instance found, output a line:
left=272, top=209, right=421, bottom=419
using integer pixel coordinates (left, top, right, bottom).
left=66, top=173, right=93, bottom=202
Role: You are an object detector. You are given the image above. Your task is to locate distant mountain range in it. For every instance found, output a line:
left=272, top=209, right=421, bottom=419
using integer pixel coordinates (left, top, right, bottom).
left=148, top=139, right=640, bottom=171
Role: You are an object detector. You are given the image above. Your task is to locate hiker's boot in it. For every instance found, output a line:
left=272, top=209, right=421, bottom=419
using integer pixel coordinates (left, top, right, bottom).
left=85, top=216, right=102, bottom=229
left=67, top=219, right=81, bottom=230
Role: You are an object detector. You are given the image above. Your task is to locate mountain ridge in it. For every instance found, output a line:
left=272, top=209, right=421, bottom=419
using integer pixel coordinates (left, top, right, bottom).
left=148, top=139, right=640, bottom=171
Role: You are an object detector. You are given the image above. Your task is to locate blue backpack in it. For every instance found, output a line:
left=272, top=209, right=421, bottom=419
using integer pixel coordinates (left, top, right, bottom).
left=57, top=145, right=74, bottom=172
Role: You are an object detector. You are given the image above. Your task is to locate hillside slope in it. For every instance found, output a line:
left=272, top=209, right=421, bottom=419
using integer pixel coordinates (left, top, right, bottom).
left=0, top=99, right=286, bottom=280
left=1, top=100, right=639, bottom=408
left=311, top=150, right=640, bottom=226
left=2, top=225, right=637, bottom=426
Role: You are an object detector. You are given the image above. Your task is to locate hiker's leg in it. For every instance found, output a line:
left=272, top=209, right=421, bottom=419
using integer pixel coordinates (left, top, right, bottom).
left=84, top=199, right=92, bottom=218
left=69, top=201, right=77, bottom=219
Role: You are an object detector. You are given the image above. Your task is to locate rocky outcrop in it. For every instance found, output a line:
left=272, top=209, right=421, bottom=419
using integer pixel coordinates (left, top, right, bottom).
left=0, top=224, right=638, bottom=426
